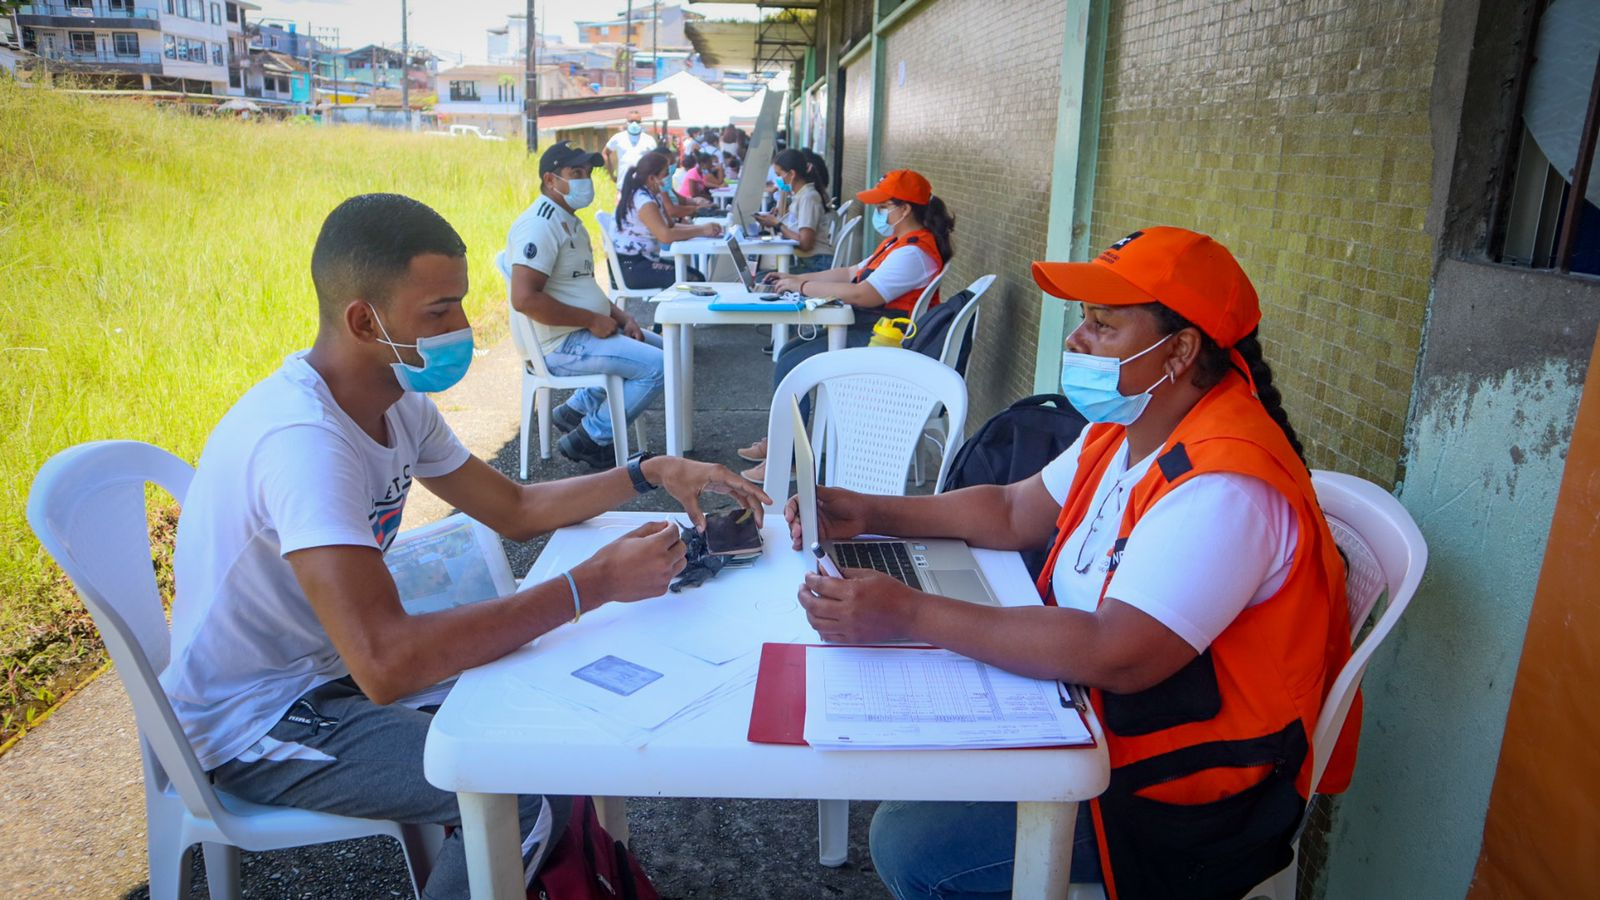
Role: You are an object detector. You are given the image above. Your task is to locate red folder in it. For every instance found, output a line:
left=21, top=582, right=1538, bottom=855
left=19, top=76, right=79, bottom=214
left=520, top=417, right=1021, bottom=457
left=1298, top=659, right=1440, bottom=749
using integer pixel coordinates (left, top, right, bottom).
left=748, top=642, right=810, bottom=745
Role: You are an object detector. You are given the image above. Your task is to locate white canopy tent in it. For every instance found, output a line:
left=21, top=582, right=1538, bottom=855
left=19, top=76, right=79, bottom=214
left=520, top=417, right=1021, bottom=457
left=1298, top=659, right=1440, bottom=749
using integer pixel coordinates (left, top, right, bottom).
left=637, top=71, right=744, bottom=128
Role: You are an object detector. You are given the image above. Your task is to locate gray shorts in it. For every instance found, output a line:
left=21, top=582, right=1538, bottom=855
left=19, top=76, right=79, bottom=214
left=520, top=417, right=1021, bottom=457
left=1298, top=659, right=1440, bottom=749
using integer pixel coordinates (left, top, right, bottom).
left=212, top=677, right=570, bottom=900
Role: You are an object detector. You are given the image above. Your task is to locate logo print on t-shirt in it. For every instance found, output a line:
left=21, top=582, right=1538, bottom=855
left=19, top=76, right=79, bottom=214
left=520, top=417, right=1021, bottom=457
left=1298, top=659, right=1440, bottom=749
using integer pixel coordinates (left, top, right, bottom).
left=368, top=467, right=413, bottom=551
left=524, top=242, right=537, bottom=260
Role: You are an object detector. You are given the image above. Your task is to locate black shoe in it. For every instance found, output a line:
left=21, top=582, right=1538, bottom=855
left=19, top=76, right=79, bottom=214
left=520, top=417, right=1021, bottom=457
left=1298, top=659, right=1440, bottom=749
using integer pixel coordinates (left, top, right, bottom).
left=550, top=404, right=583, bottom=434
left=558, top=428, right=616, bottom=469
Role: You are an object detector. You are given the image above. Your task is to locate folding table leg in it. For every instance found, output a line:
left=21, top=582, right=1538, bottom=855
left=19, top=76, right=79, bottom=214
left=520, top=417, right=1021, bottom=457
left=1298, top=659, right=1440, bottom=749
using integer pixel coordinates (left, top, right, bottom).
left=1013, top=800, right=1077, bottom=898
left=682, top=327, right=696, bottom=452
left=458, top=791, right=525, bottom=900
left=674, top=255, right=688, bottom=283
left=662, top=324, right=682, bottom=456
left=817, top=799, right=849, bottom=867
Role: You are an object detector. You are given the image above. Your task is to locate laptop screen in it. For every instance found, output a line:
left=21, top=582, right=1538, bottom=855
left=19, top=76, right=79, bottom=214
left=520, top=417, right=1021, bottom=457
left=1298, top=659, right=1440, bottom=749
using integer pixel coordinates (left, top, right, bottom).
left=724, top=234, right=759, bottom=291
left=792, top=396, right=819, bottom=554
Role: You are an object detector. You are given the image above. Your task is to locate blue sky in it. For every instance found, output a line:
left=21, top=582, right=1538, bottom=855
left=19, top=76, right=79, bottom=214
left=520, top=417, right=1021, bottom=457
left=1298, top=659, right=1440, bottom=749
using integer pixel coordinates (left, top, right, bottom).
left=253, top=0, right=759, bottom=66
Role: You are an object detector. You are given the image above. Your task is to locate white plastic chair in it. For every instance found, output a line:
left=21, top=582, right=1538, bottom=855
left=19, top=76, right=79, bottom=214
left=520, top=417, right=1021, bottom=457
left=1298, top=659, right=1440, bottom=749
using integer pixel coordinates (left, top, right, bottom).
left=914, top=274, right=997, bottom=487
left=1245, top=469, right=1429, bottom=900
left=595, top=210, right=658, bottom=302
left=496, top=251, right=640, bottom=476
left=25, top=441, right=441, bottom=899
left=830, top=198, right=858, bottom=245
left=906, top=268, right=949, bottom=326
left=830, top=215, right=863, bottom=270
left=760, top=349, right=968, bottom=868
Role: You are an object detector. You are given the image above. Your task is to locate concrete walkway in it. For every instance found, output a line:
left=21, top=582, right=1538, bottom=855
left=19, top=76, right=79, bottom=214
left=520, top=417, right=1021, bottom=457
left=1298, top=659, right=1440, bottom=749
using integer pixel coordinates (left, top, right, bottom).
left=0, top=317, right=890, bottom=898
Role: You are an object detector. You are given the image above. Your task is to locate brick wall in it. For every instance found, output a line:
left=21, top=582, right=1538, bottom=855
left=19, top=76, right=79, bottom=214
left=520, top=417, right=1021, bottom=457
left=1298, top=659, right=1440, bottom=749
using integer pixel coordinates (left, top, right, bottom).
left=878, top=0, right=1068, bottom=426
left=841, top=54, right=872, bottom=223
left=1091, top=0, right=1442, bottom=484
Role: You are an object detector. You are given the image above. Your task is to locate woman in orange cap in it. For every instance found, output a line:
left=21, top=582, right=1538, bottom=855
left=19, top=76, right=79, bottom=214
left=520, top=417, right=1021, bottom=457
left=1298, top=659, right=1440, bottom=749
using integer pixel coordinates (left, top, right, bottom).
left=786, top=227, right=1360, bottom=900
left=738, top=169, right=955, bottom=482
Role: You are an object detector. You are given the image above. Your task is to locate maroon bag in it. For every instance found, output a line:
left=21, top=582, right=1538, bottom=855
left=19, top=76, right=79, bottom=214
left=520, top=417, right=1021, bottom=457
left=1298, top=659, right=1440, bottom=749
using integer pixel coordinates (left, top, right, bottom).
left=529, top=797, right=659, bottom=900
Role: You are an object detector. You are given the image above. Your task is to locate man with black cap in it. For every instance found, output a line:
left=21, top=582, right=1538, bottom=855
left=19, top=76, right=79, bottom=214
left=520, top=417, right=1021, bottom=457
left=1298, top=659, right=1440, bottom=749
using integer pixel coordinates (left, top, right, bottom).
left=503, top=141, right=665, bottom=468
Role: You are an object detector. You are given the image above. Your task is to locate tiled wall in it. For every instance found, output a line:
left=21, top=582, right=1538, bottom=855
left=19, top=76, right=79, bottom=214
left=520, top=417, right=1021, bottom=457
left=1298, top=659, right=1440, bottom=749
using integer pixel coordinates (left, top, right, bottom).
left=1091, top=0, right=1443, bottom=484
left=840, top=54, right=872, bottom=229
left=876, top=0, right=1069, bottom=425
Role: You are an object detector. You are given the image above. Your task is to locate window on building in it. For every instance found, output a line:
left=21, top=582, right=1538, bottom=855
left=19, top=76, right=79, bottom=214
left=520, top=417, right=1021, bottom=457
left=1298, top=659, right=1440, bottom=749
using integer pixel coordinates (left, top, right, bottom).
left=21, top=28, right=36, bottom=51
left=449, top=80, right=480, bottom=102
left=66, top=0, right=92, bottom=9
left=212, top=43, right=222, bottom=65
left=113, top=32, right=138, bottom=56
left=228, top=68, right=240, bottom=88
left=107, top=0, right=133, bottom=12
left=188, top=0, right=203, bottom=21
left=1493, top=1, right=1600, bottom=274
left=68, top=31, right=94, bottom=53
left=210, top=3, right=219, bottom=25
left=226, top=3, right=237, bottom=24
left=163, top=33, right=175, bottom=59
left=166, top=0, right=175, bottom=15
left=496, top=80, right=516, bottom=103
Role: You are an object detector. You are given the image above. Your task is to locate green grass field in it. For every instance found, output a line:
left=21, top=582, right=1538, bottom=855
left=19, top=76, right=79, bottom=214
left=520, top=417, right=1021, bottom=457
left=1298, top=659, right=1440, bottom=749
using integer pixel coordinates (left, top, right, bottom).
left=0, top=78, right=616, bottom=743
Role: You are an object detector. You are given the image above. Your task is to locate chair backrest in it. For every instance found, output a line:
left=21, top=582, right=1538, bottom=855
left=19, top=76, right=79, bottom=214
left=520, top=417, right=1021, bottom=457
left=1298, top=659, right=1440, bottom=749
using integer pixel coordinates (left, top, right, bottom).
left=594, top=210, right=642, bottom=295
left=832, top=215, right=863, bottom=269
left=26, top=441, right=229, bottom=824
left=496, top=250, right=554, bottom=380
left=907, top=268, right=949, bottom=325
left=1305, top=469, right=1428, bottom=797
left=763, top=348, right=969, bottom=501
left=937, top=274, right=996, bottom=370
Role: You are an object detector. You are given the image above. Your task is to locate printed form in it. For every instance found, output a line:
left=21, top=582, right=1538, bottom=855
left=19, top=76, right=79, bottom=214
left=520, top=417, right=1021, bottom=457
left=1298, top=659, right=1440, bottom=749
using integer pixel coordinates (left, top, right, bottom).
left=803, top=647, right=1093, bottom=750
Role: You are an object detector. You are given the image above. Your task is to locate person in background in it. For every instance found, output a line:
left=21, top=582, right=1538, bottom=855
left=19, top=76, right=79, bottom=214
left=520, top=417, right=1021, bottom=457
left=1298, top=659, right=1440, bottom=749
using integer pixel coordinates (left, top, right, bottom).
left=612, top=151, right=722, bottom=289
left=794, top=227, right=1359, bottom=900
left=604, top=111, right=658, bottom=188
left=681, top=126, right=703, bottom=164
left=738, top=169, right=953, bottom=480
left=645, top=151, right=712, bottom=215
left=675, top=151, right=723, bottom=204
left=504, top=142, right=664, bottom=469
left=169, top=191, right=770, bottom=900
left=754, top=148, right=834, bottom=274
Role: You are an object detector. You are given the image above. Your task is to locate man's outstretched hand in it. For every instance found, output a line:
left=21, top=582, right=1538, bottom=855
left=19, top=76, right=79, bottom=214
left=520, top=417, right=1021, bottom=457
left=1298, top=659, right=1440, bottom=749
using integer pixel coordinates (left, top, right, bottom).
left=643, top=456, right=771, bottom=530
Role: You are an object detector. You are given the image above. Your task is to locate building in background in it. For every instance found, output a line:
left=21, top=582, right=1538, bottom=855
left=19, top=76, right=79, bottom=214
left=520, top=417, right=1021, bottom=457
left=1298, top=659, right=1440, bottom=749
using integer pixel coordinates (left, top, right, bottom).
left=432, top=61, right=592, bottom=138
left=576, top=3, right=701, bottom=49
left=12, top=0, right=257, bottom=94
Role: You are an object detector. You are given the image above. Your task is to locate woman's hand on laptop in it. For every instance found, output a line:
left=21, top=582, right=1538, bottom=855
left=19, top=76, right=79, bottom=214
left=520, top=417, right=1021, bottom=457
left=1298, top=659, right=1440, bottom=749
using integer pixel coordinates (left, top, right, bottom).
left=785, top=486, right=870, bottom=550
left=644, top=456, right=770, bottom=531
left=799, top=568, right=918, bottom=644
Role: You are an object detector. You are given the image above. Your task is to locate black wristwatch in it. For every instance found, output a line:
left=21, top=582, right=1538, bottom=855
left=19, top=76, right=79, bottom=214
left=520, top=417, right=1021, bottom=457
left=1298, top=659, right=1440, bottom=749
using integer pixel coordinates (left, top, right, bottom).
left=627, top=452, right=660, bottom=494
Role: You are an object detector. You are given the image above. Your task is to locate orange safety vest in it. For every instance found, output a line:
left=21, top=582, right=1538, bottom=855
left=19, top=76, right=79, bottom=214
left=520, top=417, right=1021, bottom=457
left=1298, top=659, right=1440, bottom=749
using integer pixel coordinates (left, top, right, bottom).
left=1036, top=371, right=1361, bottom=900
left=852, top=228, right=944, bottom=314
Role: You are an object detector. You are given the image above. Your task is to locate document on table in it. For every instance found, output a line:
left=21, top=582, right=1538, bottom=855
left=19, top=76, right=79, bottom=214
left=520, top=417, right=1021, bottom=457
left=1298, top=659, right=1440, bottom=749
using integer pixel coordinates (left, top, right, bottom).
left=802, top=647, right=1093, bottom=750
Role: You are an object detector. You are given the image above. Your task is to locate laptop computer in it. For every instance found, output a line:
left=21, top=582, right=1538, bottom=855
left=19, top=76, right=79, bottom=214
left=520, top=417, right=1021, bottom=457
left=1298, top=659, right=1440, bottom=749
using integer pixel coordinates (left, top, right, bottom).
left=791, top=397, right=1000, bottom=607
left=724, top=234, right=782, bottom=300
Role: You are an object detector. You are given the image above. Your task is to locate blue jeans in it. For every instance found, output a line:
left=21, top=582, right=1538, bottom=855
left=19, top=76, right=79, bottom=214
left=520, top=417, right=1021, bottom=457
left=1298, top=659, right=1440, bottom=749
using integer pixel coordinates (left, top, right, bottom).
left=543, top=329, right=664, bottom=444
left=869, top=800, right=1102, bottom=899
left=787, top=253, right=834, bottom=274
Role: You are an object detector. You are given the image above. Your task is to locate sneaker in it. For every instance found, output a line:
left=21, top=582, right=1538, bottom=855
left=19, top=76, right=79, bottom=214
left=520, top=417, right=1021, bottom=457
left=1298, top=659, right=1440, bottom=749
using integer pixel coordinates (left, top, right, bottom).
left=558, top=428, right=616, bottom=470
left=737, top=438, right=768, bottom=462
left=550, top=404, right=583, bottom=435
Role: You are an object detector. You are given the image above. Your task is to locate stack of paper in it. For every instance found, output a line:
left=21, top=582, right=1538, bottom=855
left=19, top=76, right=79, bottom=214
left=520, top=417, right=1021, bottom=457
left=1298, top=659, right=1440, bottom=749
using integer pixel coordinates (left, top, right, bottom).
left=802, top=646, right=1093, bottom=750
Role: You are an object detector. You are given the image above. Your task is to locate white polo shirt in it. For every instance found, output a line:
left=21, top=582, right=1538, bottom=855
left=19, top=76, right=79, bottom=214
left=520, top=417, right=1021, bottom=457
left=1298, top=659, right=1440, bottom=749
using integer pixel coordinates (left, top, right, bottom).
left=505, top=195, right=613, bottom=351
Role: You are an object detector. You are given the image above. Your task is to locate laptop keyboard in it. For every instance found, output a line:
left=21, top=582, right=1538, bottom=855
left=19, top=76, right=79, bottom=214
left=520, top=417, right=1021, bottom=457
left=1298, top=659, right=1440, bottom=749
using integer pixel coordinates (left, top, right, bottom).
left=832, top=541, right=919, bottom=588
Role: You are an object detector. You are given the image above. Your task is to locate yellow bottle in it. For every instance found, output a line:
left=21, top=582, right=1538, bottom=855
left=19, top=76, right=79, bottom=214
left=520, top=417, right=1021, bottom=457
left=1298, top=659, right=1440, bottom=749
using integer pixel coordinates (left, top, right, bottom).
left=867, top=316, right=917, bottom=348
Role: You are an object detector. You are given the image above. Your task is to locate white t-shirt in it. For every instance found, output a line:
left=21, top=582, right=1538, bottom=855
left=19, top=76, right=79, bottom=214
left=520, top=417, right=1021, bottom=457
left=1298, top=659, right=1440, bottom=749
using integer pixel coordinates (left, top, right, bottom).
left=612, top=188, right=662, bottom=260
left=782, top=183, right=833, bottom=259
left=505, top=195, right=613, bottom=350
left=855, top=243, right=940, bottom=304
left=162, top=353, right=470, bottom=771
left=1038, top=432, right=1298, bottom=652
left=605, top=130, right=658, bottom=185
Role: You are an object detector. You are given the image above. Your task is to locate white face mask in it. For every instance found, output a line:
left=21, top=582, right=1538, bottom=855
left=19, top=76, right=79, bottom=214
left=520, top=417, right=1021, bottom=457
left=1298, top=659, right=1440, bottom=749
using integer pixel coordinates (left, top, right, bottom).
left=553, top=176, right=594, bottom=210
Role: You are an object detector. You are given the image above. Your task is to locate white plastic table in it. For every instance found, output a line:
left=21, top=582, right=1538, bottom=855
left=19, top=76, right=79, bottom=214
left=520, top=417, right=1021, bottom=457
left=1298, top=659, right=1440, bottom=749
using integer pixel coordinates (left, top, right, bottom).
left=664, top=235, right=797, bottom=283
left=709, top=185, right=737, bottom=207
left=649, top=286, right=856, bottom=456
left=423, top=511, right=1109, bottom=900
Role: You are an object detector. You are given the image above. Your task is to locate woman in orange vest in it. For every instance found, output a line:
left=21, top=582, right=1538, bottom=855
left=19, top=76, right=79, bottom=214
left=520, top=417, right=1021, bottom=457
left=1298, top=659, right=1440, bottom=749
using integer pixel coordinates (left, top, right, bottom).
left=788, top=227, right=1359, bottom=900
left=739, top=169, right=954, bottom=483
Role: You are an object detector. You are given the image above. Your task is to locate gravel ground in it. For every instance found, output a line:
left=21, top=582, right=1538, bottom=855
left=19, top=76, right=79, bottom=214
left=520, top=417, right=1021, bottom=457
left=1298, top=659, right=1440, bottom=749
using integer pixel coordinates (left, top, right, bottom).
left=114, top=315, right=900, bottom=899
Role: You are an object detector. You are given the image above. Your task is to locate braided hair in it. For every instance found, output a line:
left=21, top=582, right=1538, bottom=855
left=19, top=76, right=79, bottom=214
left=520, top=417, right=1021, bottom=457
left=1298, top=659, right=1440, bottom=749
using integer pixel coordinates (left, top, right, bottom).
left=1147, top=304, right=1307, bottom=465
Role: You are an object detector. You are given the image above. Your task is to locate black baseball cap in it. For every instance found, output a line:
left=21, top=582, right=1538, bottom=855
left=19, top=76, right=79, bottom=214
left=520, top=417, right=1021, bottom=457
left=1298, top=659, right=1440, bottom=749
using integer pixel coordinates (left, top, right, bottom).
left=539, top=141, right=604, bottom=175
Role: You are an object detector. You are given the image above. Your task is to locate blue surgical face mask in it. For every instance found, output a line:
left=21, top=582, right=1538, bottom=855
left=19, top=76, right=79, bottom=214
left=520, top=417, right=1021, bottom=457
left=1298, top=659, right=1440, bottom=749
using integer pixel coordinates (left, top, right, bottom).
left=559, top=176, right=594, bottom=210
left=775, top=175, right=792, bottom=193
left=871, top=206, right=898, bottom=237
left=369, top=304, right=475, bottom=393
left=627, top=122, right=642, bottom=135
left=1058, top=333, right=1172, bottom=425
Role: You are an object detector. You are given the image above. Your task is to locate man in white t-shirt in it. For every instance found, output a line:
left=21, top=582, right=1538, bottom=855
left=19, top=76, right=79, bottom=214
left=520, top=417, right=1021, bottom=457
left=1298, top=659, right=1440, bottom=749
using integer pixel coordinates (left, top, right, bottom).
left=603, top=111, right=658, bottom=188
left=506, top=141, right=665, bottom=469
left=165, top=193, right=769, bottom=899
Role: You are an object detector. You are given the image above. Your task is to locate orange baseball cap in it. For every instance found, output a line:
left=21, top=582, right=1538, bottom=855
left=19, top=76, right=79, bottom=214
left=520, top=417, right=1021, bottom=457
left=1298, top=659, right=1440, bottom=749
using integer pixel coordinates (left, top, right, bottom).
left=1031, top=227, right=1260, bottom=348
left=857, top=169, right=932, bottom=206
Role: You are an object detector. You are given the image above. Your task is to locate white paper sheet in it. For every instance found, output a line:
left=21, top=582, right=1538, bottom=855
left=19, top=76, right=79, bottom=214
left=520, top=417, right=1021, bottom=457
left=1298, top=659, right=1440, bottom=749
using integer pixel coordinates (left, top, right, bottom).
left=803, top=647, right=1093, bottom=750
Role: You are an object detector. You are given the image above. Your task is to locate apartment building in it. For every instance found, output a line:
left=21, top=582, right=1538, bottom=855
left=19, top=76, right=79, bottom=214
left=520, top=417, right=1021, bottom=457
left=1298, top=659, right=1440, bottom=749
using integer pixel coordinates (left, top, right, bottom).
left=12, top=0, right=256, bottom=93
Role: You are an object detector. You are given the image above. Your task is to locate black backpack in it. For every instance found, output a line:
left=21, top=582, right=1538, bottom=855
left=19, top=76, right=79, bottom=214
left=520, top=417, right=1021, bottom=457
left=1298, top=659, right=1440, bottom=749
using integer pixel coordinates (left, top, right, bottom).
left=940, top=394, right=1089, bottom=580
left=901, top=289, right=976, bottom=375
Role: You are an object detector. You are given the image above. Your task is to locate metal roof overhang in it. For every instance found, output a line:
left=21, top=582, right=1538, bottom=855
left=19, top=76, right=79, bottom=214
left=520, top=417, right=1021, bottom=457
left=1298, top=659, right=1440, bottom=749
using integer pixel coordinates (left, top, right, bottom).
left=685, top=16, right=814, bottom=72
